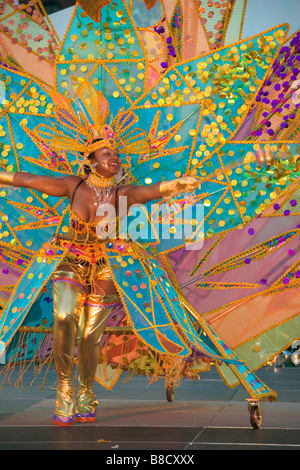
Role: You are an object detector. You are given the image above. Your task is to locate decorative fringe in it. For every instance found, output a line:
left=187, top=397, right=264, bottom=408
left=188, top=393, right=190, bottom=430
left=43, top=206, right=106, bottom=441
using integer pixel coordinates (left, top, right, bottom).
left=0, top=325, right=206, bottom=391
left=0, top=327, right=55, bottom=391
left=161, top=355, right=186, bottom=390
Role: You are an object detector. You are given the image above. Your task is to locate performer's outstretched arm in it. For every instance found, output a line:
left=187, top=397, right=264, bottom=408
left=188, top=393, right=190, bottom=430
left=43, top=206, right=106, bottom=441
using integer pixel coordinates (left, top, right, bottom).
left=0, top=171, right=77, bottom=198
left=124, top=176, right=201, bottom=206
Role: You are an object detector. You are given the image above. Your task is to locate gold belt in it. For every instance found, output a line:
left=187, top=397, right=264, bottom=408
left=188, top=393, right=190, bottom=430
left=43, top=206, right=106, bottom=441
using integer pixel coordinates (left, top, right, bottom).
left=59, top=240, right=105, bottom=264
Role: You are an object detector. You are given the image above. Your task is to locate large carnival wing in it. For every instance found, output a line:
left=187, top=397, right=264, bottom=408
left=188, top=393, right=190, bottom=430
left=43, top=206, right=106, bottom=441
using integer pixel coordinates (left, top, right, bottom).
left=0, top=0, right=69, bottom=291
left=0, top=61, right=73, bottom=358
left=105, top=242, right=242, bottom=363
left=167, top=173, right=300, bottom=385
left=0, top=0, right=59, bottom=87
left=165, top=29, right=300, bottom=379
left=124, top=24, right=291, bottom=254
left=104, top=242, right=277, bottom=400
left=234, top=29, right=300, bottom=141
left=104, top=242, right=278, bottom=399
left=0, top=1, right=74, bottom=360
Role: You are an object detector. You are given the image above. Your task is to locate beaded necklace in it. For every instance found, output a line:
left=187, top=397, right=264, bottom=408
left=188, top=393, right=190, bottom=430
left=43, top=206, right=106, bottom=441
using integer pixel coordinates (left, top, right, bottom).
left=85, top=170, right=117, bottom=207
left=84, top=170, right=119, bottom=240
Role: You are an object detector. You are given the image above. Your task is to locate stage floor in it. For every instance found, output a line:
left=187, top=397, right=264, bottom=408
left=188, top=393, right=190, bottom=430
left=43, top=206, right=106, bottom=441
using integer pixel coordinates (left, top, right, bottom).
left=0, top=365, right=300, bottom=450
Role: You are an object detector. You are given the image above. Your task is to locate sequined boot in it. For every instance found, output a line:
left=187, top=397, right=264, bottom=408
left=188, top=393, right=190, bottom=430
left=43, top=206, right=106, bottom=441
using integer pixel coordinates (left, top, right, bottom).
left=74, top=294, right=118, bottom=422
left=52, top=270, right=86, bottom=425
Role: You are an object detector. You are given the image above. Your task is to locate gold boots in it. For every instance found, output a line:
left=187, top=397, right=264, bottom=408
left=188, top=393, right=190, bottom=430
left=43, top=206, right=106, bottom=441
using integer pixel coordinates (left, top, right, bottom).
left=52, top=271, right=86, bottom=425
left=75, top=293, right=119, bottom=422
left=52, top=265, right=119, bottom=425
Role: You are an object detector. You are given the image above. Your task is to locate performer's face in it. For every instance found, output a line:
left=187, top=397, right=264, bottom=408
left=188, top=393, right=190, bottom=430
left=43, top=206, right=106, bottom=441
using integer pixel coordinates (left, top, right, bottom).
left=91, top=146, right=121, bottom=178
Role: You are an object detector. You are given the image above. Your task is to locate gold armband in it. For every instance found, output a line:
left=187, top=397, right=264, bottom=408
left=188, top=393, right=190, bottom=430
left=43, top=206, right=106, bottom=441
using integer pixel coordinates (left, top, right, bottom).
left=0, top=171, right=15, bottom=186
left=159, top=176, right=201, bottom=200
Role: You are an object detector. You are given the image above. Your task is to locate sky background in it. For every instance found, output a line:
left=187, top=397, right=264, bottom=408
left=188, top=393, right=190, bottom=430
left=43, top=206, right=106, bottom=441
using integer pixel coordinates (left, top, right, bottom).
left=50, top=0, right=300, bottom=41
left=242, top=0, right=300, bottom=38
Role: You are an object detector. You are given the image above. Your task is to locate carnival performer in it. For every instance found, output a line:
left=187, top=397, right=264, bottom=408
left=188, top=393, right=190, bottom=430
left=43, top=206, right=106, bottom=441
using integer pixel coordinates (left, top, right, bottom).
left=0, top=135, right=200, bottom=426
left=0, top=0, right=286, bottom=431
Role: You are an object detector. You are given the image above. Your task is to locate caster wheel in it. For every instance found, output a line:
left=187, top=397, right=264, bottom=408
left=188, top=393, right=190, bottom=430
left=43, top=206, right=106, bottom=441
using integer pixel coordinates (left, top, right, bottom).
left=166, top=385, right=174, bottom=402
left=249, top=403, right=262, bottom=429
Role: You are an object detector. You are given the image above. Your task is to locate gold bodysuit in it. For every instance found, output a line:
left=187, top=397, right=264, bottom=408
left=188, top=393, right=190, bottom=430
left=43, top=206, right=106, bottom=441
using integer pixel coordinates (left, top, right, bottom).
left=53, top=208, right=115, bottom=292
left=51, top=184, right=120, bottom=423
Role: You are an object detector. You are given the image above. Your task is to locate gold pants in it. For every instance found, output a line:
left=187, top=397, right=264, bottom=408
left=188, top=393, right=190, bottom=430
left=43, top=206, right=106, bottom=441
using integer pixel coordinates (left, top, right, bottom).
left=52, top=258, right=119, bottom=418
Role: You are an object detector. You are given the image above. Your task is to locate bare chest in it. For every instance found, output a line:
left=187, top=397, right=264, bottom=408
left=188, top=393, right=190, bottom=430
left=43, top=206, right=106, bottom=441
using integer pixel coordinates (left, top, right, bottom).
left=70, top=182, right=117, bottom=223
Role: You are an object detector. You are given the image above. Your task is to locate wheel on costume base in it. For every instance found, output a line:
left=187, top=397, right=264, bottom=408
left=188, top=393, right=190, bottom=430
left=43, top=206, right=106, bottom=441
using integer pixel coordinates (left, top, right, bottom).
left=248, top=401, right=262, bottom=429
left=166, top=384, right=175, bottom=402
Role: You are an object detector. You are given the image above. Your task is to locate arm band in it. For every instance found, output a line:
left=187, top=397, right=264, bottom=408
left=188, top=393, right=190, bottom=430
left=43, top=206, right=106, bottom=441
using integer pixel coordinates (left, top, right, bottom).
left=0, top=171, right=15, bottom=185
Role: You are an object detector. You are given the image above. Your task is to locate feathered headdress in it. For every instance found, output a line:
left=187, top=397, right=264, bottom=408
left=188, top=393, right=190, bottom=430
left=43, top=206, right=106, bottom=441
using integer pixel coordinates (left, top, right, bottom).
left=22, top=82, right=151, bottom=168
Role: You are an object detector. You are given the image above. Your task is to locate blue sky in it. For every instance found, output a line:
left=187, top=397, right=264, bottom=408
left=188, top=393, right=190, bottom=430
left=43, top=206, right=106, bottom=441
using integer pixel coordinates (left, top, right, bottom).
left=242, top=0, right=300, bottom=38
